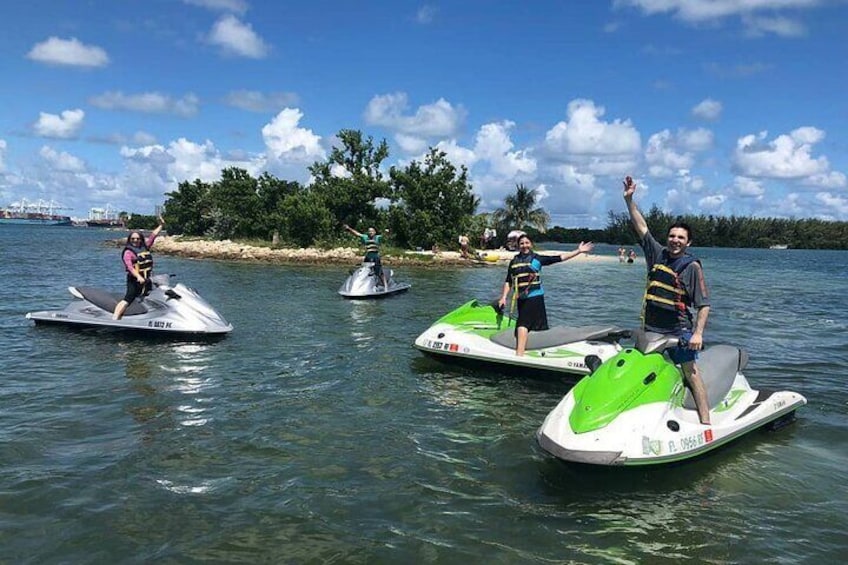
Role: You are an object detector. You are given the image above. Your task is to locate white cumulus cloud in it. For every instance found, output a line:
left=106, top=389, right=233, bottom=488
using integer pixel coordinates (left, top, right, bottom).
left=208, top=15, right=269, bottom=58
left=544, top=99, right=641, bottom=157
left=364, top=93, right=465, bottom=139
left=615, top=0, right=813, bottom=36
left=261, top=108, right=325, bottom=162
left=39, top=146, right=86, bottom=172
left=692, top=98, right=722, bottom=121
left=473, top=121, right=536, bottom=178
left=733, top=127, right=833, bottom=181
left=26, top=37, right=109, bottom=67
left=33, top=109, right=85, bottom=139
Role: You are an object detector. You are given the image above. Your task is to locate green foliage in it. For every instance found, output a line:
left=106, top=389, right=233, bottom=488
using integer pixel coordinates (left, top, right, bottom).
left=308, top=129, right=391, bottom=228
left=163, top=179, right=213, bottom=236
left=125, top=214, right=159, bottom=230
left=600, top=208, right=848, bottom=249
left=492, top=183, right=550, bottom=235
left=387, top=147, right=478, bottom=249
left=276, top=189, right=335, bottom=247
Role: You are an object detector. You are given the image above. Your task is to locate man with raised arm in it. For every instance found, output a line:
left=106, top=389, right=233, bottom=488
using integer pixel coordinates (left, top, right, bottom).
left=623, top=176, right=712, bottom=425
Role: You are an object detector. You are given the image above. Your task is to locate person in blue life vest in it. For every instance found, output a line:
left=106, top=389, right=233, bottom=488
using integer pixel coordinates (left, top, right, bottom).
left=623, top=176, right=712, bottom=425
left=497, top=234, right=594, bottom=356
left=343, top=224, right=389, bottom=289
left=113, top=216, right=166, bottom=320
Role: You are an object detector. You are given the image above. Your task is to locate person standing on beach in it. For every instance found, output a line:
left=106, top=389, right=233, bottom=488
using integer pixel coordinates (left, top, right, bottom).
left=458, top=234, right=470, bottom=259
left=113, top=216, right=165, bottom=320
left=623, top=176, right=712, bottom=425
left=497, top=234, right=594, bottom=356
left=343, top=224, right=389, bottom=289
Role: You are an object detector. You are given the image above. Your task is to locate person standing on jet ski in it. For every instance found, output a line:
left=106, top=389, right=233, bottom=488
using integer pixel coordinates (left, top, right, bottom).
left=113, top=216, right=165, bottom=320
left=497, top=234, right=594, bottom=357
left=343, top=224, right=389, bottom=289
left=623, top=176, right=712, bottom=425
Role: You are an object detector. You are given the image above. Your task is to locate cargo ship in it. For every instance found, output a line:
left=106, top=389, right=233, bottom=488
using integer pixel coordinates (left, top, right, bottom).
left=86, top=205, right=125, bottom=228
left=1, top=199, right=72, bottom=226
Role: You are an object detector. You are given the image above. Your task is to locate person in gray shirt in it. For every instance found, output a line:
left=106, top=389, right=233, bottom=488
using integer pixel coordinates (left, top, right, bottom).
left=623, top=176, right=712, bottom=425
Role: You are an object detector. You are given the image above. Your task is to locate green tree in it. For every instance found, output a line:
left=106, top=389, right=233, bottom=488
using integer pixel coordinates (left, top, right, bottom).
left=492, top=183, right=551, bottom=234
left=308, top=129, right=391, bottom=229
left=387, top=147, right=478, bottom=249
left=207, top=167, right=262, bottom=239
left=163, top=178, right=213, bottom=236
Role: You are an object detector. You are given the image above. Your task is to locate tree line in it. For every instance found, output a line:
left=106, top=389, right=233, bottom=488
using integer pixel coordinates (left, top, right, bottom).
left=155, top=128, right=848, bottom=250
left=160, top=129, right=477, bottom=250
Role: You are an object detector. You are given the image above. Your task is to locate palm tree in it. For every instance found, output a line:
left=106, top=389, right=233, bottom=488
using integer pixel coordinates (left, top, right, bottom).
left=492, top=183, right=550, bottom=233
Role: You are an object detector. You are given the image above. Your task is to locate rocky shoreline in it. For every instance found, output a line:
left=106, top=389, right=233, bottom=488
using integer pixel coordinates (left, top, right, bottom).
left=114, top=235, right=619, bottom=268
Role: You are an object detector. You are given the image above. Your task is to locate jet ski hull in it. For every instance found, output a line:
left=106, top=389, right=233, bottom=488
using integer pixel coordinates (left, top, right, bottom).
left=537, top=342, right=807, bottom=465
left=414, top=299, right=630, bottom=378
left=338, top=263, right=411, bottom=298
left=26, top=276, right=233, bottom=336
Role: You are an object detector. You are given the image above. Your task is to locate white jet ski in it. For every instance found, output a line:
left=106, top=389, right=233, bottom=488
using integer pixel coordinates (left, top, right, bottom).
left=414, top=299, right=631, bottom=378
left=338, top=262, right=411, bottom=298
left=26, top=274, right=233, bottom=336
left=536, top=331, right=807, bottom=465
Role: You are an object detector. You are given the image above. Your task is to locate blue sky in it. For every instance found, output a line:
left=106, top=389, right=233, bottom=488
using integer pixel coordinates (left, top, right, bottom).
left=1, top=0, right=846, bottom=228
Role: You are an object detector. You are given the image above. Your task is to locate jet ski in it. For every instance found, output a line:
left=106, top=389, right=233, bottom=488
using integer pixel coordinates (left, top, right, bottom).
left=414, top=299, right=631, bottom=378
left=536, top=331, right=806, bottom=466
left=26, top=274, right=233, bottom=336
left=338, top=262, right=411, bottom=298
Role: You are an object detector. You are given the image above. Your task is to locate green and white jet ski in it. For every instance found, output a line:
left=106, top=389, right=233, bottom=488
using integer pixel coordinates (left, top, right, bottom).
left=413, top=299, right=631, bottom=378
left=536, top=331, right=807, bottom=466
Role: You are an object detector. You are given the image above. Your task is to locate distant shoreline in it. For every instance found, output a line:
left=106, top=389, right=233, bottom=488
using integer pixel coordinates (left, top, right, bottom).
left=134, top=236, right=623, bottom=268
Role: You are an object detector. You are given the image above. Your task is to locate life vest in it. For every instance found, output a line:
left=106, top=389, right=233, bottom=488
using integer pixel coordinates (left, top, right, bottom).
left=508, top=252, right=543, bottom=299
left=642, top=253, right=698, bottom=330
left=361, top=234, right=381, bottom=257
left=124, top=243, right=154, bottom=279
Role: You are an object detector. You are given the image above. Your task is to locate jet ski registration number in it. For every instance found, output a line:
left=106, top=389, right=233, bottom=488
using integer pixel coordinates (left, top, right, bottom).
left=148, top=321, right=173, bottom=329
left=424, top=340, right=460, bottom=353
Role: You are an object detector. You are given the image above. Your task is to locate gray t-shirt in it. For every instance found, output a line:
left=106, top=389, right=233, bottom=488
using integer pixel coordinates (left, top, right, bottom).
left=640, top=231, right=710, bottom=331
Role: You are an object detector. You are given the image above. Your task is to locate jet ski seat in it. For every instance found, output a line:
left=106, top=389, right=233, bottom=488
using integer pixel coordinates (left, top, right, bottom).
left=683, top=344, right=749, bottom=410
left=490, top=325, right=627, bottom=351
left=74, top=287, right=148, bottom=316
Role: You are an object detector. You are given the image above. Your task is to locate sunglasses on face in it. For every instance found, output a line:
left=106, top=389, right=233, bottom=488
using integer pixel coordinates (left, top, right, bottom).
left=130, top=237, right=142, bottom=241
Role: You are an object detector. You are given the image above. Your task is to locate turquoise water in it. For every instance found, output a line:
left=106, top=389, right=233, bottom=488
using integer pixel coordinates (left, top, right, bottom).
left=1, top=225, right=846, bottom=563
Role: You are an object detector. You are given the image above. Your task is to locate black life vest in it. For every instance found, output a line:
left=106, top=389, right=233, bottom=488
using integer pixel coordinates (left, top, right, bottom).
left=124, top=243, right=153, bottom=279
left=508, top=252, right=543, bottom=299
left=642, top=253, right=698, bottom=330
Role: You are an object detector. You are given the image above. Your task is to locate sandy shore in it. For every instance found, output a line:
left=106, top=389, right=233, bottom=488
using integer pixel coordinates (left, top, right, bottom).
left=141, top=235, right=622, bottom=267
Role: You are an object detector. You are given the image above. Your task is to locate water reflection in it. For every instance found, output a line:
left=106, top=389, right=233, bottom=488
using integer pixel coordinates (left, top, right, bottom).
left=347, top=299, right=383, bottom=350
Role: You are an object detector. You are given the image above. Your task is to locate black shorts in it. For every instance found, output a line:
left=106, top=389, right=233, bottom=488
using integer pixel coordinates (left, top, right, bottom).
left=516, top=295, right=549, bottom=333
left=123, top=275, right=152, bottom=303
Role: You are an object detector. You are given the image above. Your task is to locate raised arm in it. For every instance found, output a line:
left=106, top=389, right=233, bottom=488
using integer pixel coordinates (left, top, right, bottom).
left=558, top=241, right=594, bottom=262
left=622, top=176, right=648, bottom=239
left=343, top=224, right=362, bottom=238
left=151, top=215, right=165, bottom=238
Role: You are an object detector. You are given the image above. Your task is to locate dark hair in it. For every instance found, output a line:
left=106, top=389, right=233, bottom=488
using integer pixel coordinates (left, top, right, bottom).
left=126, top=232, right=144, bottom=244
left=517, top=234, right=532, bottom=244
left=667, top=220, right=693, bottom=242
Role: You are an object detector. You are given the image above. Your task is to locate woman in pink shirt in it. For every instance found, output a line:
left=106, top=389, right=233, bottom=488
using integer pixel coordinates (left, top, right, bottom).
left=113, top=217, right=165, bottom=320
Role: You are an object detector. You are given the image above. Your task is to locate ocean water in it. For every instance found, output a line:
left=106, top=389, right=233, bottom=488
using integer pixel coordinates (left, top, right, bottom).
left=1, top=225, right=846, bottom=563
